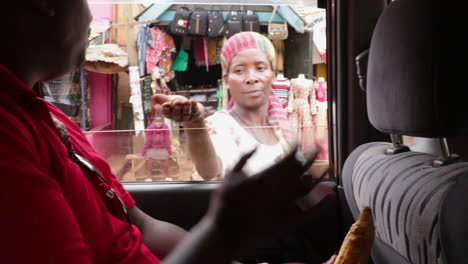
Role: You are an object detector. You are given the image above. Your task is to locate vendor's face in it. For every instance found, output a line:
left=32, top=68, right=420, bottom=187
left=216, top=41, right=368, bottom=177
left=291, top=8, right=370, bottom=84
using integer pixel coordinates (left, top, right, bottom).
left=225, top=49, right=275, bottom=110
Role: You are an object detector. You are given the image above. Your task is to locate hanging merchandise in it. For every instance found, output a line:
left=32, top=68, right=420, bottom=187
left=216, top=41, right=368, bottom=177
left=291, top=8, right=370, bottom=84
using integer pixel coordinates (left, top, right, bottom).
left=137, top=24, right=152, bottom=76
left=288, top=74, right=317, bottom=152
left=207, top=11, right=226, bottom=38
left=182, top=35, right=192, bottom=51
left=313, top=19, right=327, bottom=63
left=271, top=39, right=285, bottom=72
left=268, top=6, right=288, bottom=40
left=145, top=27, right=167, bottom=74
left=194, top=38, right=205, bottom=66
left=272, top=73, right=291, bottom=113
left=157, top=32, right=177, bottom=80
left=207, top=39, right=219, bottom=65
left=188, top=8, right=208, bottom=36
left=226, top=11, right=243, bottom=38
left=172, top=48, right=189, bottom=72
left=170, top=7, right=192, bottom=36
left=314, top=77, right=328, bottom=161
left=203, top=38, right=209, bottom=72
left=151, top=68, right=171, bottom=94
left=242, top=10, right=260, bottom=33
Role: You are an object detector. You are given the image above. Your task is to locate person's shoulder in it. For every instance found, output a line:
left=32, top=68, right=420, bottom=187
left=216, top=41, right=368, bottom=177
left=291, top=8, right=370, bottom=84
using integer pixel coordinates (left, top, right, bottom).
left=203, top=110, right=239, bottom=135
left=206, top=110, right=236, bottom=126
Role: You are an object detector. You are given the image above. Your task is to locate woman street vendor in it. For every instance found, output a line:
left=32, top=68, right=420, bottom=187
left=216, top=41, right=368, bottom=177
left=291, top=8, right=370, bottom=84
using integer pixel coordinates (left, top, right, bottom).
left=154, top=32, right=319, bottom=181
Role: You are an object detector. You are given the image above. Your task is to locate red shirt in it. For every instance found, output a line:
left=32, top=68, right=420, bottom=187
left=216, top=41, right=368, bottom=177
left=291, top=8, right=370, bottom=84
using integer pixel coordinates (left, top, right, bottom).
left=0, top=64, right=160, bottom=264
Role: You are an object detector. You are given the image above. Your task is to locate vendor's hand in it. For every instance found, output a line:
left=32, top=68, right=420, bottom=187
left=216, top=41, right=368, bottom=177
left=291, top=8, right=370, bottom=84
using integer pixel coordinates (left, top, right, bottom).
left=152, top=94, right=205, bottom=124
left=205, top=145, right=323, bottom=252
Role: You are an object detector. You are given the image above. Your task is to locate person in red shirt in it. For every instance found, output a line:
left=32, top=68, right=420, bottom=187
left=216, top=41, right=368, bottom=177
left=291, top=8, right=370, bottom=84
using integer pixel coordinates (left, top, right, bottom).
left=0, top=1, right=335, bottom=264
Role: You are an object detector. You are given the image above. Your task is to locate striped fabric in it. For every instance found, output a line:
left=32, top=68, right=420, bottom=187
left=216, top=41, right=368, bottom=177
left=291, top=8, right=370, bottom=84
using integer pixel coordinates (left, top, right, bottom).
left=272, top=78, right=291, bottom=112
left=221, top=32, right=295, bottom=141
left=345, top=143, right=468, bottom=264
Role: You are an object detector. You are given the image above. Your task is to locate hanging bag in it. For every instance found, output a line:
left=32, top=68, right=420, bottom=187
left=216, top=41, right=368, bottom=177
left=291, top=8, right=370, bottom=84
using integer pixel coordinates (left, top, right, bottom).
left=171, top=7, right=192, bottom=36
left=207, top=11, right=226, bottom=38
left=188, top=8, right=209, bottom=36
left=242, top=10, right=260, bottom=33
left=268, top=6, right=288, bottom=40
left=226, top=11, right=243, bottom=38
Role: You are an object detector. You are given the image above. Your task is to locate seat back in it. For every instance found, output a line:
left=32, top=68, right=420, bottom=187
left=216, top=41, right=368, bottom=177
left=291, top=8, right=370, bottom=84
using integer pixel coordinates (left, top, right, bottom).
left=343, top=143, right=468, bottom=264
left=342, top=0, right=468, bottom=263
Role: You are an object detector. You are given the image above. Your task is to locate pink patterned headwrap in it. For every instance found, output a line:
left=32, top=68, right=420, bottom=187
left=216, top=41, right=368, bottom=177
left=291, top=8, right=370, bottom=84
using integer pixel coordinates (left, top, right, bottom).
left=221, top=32, right=295, bottom=141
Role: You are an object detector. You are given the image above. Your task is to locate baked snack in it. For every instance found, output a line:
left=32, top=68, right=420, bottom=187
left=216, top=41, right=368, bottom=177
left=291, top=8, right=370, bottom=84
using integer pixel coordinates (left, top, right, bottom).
left=335, top=206, right=375, bottom=264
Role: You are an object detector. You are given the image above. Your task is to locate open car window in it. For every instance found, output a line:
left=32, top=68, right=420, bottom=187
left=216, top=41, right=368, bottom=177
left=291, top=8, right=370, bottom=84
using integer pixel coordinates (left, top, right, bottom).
left=44, top=1, right=329, bottom=182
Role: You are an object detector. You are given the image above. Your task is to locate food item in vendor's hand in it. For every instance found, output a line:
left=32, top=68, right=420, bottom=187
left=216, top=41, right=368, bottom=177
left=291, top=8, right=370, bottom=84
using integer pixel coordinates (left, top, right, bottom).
left=335, top=206, right=374, bottom=264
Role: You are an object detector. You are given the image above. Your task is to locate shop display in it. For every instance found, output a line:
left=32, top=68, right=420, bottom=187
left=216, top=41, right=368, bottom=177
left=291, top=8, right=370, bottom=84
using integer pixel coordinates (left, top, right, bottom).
left=242, top=10, right=260, bottom=32
left=226, top=11, right=243, bottom=37
left=207, top=11, right=226, bottom=38
left=268, top=6, right=288, bottom=40
left=131, top=6, right=330, bottom=178
left=188, top=8, right=209, bottom=36
left=272, top=73, right=291, bottom=113
left=172, top=48, right=189, bottom=72
left=170, top=7, right=192, bottom=36
left=314, top=77, right=329, bottom=160
left=136, top=24, right=151, bottom=76
left=288, top=74, right=317, bottom=152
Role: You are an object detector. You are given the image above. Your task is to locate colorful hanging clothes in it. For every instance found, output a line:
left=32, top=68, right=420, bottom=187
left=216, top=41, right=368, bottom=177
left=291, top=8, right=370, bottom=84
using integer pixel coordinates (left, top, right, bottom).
left=145, top=27, right=167, bottom=74
left=207, top=39, right=219, bottom=65
left=193, top=38, right=210, bottom=71
left=194, top=38, right=205, bottom=66
left=272, top=77, right=291, bottom=113
left=288, top=77, right=318, bottom=153
left=157, top=33, right=176, bottom=80
left=313, top=79, right=328, bottom=161
left=172, top=48, right=189, bottom=72
left=137, top=24, right=153, bottom=76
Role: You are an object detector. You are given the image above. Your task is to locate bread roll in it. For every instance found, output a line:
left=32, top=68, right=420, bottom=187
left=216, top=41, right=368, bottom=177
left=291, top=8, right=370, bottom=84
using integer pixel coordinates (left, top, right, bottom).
left=335, top=207, right=374, bottom=264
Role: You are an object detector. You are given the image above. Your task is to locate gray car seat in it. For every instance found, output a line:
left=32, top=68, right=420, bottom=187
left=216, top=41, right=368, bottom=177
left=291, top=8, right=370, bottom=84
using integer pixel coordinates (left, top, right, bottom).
left=342, top=0, right=468, bottom=263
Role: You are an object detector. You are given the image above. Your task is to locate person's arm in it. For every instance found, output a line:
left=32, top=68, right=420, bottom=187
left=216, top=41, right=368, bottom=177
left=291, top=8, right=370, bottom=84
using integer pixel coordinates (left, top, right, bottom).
left=164, top=146, right=323, bottom=264
left=183, top=119, right=223, bottom=179
left=128, top=206, right=187, bottom=259
left=153, top=94, right=222, bottom=180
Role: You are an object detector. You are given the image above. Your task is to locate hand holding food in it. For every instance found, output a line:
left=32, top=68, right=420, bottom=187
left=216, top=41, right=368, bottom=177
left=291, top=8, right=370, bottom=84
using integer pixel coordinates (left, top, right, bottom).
left=152, top=94, right=205, bottom=124
left=335, top=207, right=375, bottom=264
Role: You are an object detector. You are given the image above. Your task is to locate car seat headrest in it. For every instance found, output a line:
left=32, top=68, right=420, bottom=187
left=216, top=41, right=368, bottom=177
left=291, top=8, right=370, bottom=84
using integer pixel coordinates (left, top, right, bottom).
left=366, top=0, right=468, bottom=137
